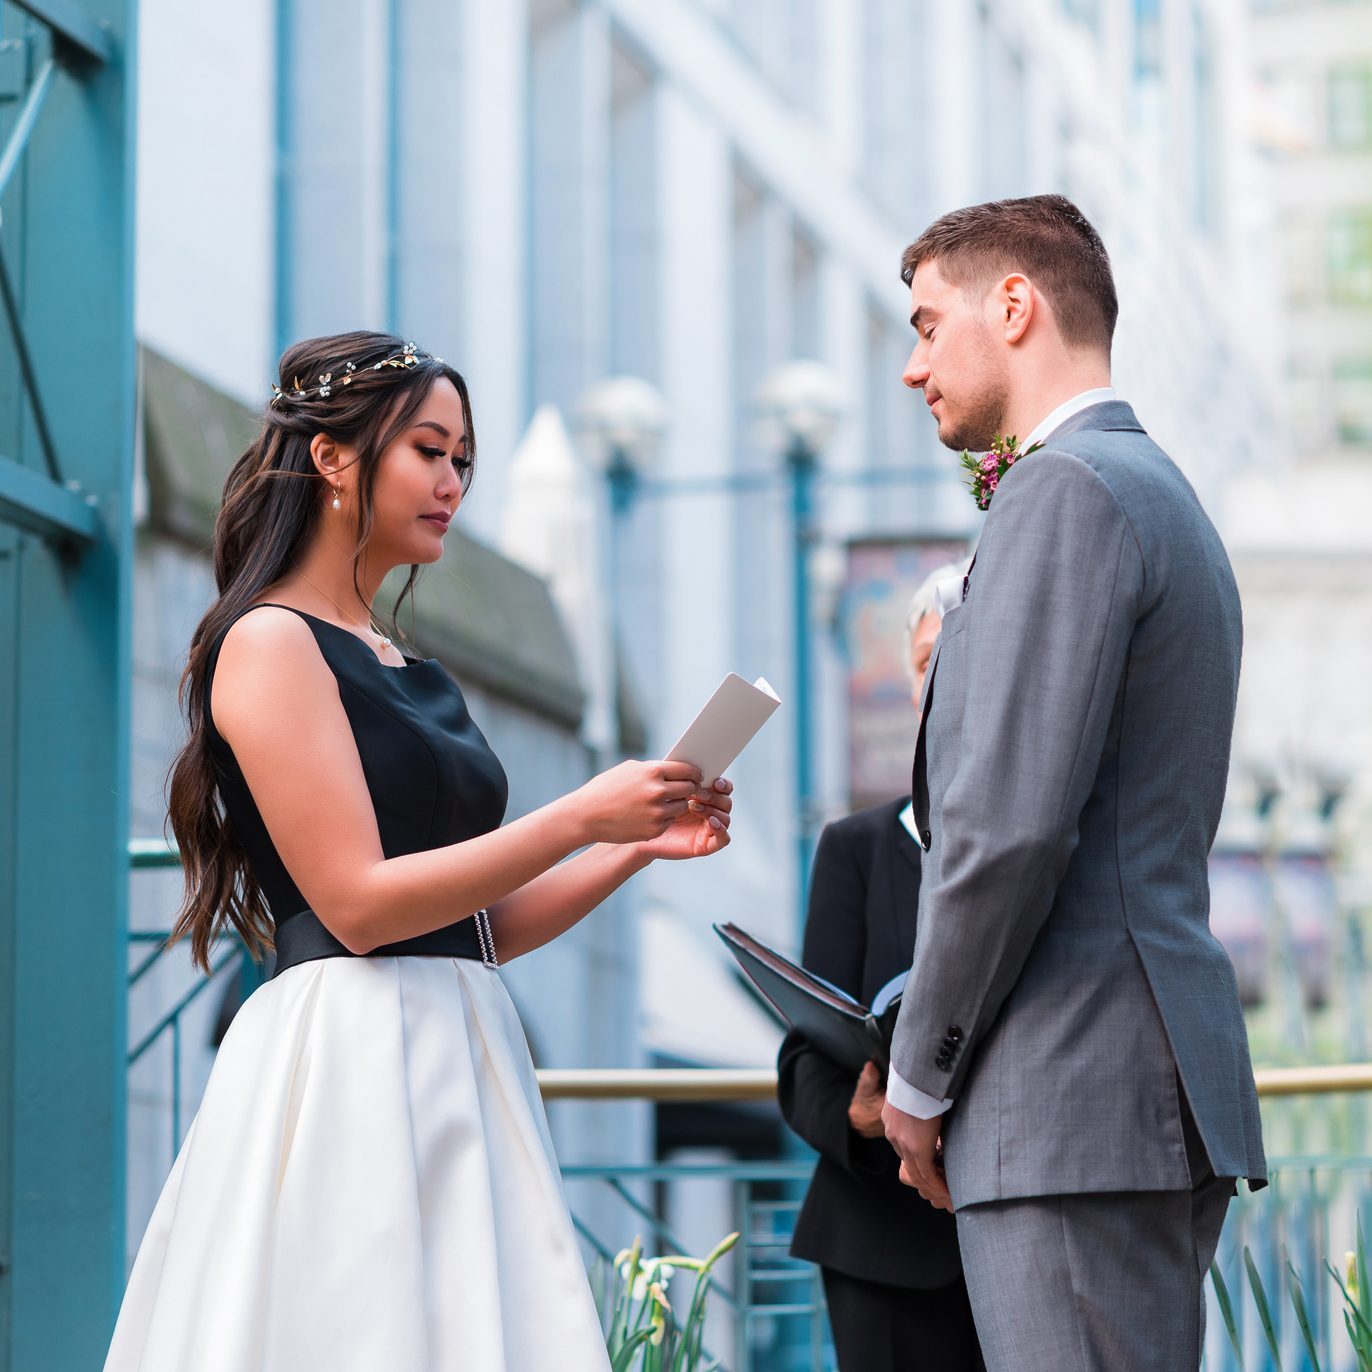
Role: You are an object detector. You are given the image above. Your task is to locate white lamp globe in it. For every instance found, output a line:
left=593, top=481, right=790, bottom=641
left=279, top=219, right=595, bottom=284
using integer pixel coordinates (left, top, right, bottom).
left=573, top=376, right=669, bottom=474
left=754, top=360, right=846, bottom=457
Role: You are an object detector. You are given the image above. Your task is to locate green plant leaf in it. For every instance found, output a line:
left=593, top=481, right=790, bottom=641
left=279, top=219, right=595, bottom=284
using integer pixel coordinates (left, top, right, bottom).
left=1342, top=1307, right=1372, bottom=1368
left=1211, top=1260, right=1246, bottom=1364
left=1285, top=1254, right=1323, bottom=1372
left=1327, top=1258, right=1372, bottom=1344
left=1359, top=1214, right=1370, bottom=1330
left=1246, top=1246, right=1284, bottom=1369
left=611, top=1325, right=656, bottom=1372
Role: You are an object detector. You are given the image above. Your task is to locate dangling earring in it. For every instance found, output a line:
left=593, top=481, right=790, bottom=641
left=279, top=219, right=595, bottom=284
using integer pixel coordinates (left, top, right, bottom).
left=331, top=484, right=341, bottom=511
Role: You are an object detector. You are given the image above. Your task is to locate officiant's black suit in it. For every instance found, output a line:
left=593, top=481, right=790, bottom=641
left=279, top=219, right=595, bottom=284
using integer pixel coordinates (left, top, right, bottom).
left=777, top=798, right=982, bottom=1371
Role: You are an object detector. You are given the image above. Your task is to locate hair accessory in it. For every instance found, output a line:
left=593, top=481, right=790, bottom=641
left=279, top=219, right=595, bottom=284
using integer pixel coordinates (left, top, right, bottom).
left=269, top=342, right=437, bottom=407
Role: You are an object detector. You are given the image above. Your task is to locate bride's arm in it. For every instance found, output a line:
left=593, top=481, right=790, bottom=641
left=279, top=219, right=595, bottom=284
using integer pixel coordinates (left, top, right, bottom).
left=489, top=780, right=734, bottom=960
left=211, top=607, right=702, bottom=955
left=486, top=843, right=653, bottom=961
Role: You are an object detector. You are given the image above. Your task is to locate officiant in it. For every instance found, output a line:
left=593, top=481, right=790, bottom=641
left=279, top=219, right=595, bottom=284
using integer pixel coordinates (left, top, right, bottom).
left=777, top=561, right=983, bottom=1371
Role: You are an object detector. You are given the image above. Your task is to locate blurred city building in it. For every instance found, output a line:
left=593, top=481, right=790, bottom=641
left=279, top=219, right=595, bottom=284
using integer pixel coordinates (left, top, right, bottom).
left=1212, top=0, right=1372, bottom=1059
left=132, top=0, right=1299, bottom=1285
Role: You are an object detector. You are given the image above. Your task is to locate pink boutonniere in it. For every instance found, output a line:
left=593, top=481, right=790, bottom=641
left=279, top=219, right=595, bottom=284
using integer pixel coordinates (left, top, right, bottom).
left=959, top=434, right=1044, bottom=511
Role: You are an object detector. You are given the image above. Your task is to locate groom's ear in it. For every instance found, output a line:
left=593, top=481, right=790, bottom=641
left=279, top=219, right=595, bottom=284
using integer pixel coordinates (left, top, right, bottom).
left=998, top=272, right=1035, bottom=346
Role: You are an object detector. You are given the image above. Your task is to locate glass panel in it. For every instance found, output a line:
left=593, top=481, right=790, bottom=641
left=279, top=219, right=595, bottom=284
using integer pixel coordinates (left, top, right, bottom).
left=1333, top=357, right=1372, bottom=447
left=1328, top=207, right=1372, bottom=306
left=1281, top=211, right=1324, bottom=307
left=1329, top=63, right=1372, bottom=150
left=791, top=226, right=819, bottom=359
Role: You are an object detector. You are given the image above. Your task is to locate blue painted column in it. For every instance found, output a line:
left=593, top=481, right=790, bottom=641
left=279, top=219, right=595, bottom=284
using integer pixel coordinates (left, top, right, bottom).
left=787, top=437, right=818, bottom=941
left=604, top=447, right=637, bottom=764
left=0, top=2, right=137, bottom=1367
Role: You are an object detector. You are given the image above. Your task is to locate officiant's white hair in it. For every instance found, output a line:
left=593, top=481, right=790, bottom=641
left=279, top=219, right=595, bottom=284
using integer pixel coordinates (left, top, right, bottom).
left=903, top=557, right=972, bottom=681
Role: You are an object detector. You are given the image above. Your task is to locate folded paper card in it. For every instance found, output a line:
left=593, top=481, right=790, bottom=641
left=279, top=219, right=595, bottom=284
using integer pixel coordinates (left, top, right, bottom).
left=665, top=673, right=781, bottom=787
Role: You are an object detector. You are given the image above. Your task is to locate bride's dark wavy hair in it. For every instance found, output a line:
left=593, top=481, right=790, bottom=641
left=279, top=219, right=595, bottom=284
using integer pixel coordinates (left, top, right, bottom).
left=164, top=330, right=477, bottom=971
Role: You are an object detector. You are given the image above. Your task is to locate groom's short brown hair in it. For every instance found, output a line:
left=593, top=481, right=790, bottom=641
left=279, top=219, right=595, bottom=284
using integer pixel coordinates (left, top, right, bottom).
left=901, top=195, right=1118, bottom=354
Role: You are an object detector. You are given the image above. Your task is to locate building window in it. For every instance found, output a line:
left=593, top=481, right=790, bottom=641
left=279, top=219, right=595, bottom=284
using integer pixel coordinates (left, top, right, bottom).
left=1285, top=363, right=1328, bottom=452
left=1329, top=63, right=1372, bottom=150
left=1255, top=65, right=1321, bottom=158
left=609, top=44, right=659, bottom=380
left=724, top=0, right=819, bottom=116
left=791, top=226, right=819, bottom=359
left=1133, top=0, right=1162, bottom=79
left=1280, top=212, right=1324, bottom=307
left=1328, top=208, right=1372, bottom=306
left=1061, top=0, right=1101, bottom=35
left=1333, top=358, right=1372, bottom=448
left=1191, top=7, right=1218, bottom=233
left=859, top=0, right=924, bottom=225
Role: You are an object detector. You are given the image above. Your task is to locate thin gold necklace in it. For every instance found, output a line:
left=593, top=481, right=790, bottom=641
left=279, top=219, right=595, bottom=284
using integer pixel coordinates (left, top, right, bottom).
left=296, top=572, right=394, bottom=651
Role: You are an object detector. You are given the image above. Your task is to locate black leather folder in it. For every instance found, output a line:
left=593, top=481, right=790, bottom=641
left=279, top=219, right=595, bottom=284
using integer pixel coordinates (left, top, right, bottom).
left=713, top=921, right=906, bottom=1075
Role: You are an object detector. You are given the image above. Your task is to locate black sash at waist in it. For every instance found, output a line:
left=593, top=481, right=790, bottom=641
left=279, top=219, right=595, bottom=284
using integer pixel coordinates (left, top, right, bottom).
left=272, top=907, right=485, bottom=979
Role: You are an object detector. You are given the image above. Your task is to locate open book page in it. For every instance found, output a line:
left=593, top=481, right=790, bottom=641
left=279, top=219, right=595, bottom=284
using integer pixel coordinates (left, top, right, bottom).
left=870, top=970, right=908, bottom=1018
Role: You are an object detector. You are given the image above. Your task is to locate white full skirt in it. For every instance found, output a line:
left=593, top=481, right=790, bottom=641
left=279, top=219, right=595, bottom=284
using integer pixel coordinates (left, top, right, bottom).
left=105, top=956, right=611, bottom=1371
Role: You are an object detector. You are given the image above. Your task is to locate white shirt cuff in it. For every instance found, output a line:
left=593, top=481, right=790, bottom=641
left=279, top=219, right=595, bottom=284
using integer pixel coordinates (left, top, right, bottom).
left=885, top=1065, right=953, bottom=1119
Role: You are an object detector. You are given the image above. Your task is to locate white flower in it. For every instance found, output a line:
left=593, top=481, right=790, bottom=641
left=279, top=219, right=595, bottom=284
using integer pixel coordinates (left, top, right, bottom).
left=647, top=1282, right=671, bottom=1345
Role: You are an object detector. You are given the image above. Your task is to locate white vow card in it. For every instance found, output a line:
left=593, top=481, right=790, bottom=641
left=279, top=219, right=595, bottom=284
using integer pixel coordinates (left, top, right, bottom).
left=665, top=674, right=781, bottom=786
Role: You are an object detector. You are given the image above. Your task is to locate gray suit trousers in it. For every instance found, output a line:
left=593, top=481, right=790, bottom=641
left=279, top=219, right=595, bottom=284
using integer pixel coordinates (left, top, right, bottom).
left=956, top=1092, right=1235, bottom=1371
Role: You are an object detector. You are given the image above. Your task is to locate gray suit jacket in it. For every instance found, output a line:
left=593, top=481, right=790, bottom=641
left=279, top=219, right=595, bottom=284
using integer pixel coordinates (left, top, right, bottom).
left=890, top=401, right=1266, bottom=1209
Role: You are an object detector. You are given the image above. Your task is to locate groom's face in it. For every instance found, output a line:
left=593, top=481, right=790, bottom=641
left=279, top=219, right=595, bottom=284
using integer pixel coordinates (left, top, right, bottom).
left=902, top=259, right=1008, bottom=453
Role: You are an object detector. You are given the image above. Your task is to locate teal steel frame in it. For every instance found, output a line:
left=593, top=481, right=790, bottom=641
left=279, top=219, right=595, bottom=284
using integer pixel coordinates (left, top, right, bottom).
left=0, top=0, right=136, bottom=1367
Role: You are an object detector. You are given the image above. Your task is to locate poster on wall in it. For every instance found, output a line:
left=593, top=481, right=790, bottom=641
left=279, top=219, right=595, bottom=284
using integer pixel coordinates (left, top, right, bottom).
left=843, top=537, right=970, bottom=812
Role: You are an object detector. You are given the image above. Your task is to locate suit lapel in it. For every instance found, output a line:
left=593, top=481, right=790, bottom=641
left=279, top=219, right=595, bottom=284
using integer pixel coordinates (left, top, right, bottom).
left=910, top=643, right=940, bottom=851
left=889, top=801, right=921, bottom=965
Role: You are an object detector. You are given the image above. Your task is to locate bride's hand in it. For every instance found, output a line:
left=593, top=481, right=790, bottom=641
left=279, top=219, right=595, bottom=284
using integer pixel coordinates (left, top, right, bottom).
left=635, top=777, right=733, bottom=861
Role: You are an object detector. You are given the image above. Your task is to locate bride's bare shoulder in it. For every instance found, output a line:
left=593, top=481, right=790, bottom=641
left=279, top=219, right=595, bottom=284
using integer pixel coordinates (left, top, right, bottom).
left=211, top=605, right=336, bottom=741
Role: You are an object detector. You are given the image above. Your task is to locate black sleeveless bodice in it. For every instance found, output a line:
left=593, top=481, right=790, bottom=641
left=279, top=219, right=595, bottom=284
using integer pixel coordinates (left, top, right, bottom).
left=203, top=602, right=509, bottom=976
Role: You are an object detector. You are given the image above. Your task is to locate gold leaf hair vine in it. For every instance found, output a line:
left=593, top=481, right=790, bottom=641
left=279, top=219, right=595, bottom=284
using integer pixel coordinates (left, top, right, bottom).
left=269, top=341, right=445, bottom=407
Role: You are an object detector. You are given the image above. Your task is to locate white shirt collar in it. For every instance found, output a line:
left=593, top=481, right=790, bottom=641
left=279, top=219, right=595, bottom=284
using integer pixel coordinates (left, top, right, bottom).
left=1022, top=387, right=1117, bottom=452
left=898, top=800, right=921, bottom=843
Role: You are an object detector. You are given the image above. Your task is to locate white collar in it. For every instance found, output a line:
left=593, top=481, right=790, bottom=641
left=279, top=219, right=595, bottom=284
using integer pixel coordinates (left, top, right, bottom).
left=898, top=800, right=921, bottom=843
left=1022, top=387, right=1117, bottom=451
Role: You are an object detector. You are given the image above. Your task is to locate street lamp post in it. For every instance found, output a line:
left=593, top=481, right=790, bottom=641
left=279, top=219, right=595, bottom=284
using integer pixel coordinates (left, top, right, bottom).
left=573, top=377, right=668, bottom=766
left=755, top=361, right=847, bottom=934
left=579, top=366, right=970, bottom=945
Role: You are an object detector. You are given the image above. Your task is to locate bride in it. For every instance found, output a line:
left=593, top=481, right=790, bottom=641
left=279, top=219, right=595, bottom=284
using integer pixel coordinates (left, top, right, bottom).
left=104, top=331, right=734, bottom=1371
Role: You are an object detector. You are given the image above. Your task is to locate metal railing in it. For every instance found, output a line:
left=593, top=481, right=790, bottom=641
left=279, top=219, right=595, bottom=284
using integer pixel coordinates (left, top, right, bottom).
left=127, top=843, right=1372, bottom=1371
left=564, top=1159, right=830, bottom=1372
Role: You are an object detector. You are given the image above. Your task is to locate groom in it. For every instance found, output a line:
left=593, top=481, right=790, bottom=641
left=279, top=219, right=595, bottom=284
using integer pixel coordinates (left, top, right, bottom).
left=880, top=194, right=1266, bottom=1369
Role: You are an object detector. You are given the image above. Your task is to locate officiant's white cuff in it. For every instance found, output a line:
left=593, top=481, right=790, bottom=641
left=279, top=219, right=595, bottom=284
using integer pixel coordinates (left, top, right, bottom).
left=886, top=1066, right=953, bottom=1119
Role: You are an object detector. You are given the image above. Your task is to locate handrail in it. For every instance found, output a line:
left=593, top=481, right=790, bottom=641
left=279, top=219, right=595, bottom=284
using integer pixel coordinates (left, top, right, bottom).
left=534, top=1064, right=1372, bottom=1102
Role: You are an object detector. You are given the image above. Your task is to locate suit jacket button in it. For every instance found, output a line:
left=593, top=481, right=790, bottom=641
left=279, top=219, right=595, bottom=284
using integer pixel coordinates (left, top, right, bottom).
left=936, top=1053, right=952, bottom=1071
left=948, top=1026, right=963, bottom=1041
left=920, top=828, right=932, bottom=848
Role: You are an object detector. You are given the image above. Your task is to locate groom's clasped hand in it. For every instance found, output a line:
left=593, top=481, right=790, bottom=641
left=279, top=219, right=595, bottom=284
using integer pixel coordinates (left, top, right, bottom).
left=883, top=1106, right=953, bottom=1213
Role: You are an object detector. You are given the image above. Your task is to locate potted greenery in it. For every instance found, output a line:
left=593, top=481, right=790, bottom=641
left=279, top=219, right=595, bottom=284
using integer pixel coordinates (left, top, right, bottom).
left=1211, top=1219, right=1370, bottom=1367
left=595, top=1230, right=740, bottom=1371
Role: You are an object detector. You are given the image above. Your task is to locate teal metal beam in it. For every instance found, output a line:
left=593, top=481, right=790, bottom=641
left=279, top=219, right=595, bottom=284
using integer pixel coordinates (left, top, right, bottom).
left=0, top=59, right=53, bottom=200
left=0, top=455, right=99, bottom=546
left=0, top=245, right=63, bottom=482
left=127, top=838, right=179, bottom=869
left=9, top=0, right=112, bottom=64
left=0, top=0, right=135, bottom=1366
